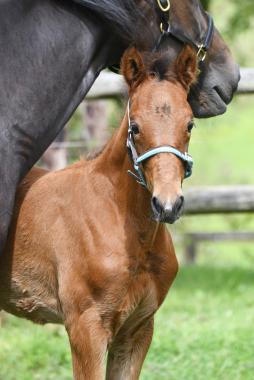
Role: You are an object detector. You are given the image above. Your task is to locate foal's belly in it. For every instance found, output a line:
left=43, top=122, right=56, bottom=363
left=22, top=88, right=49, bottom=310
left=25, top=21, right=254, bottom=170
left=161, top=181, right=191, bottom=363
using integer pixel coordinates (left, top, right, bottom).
left=2, top=294, right=62, bottom=325
left=0, top=257, right=62, bottom=324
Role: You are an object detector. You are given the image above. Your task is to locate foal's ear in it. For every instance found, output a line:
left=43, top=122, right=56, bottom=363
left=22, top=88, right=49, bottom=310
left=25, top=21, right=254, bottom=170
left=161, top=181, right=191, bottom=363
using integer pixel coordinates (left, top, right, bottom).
left=176, top=45, right=198, bottom=90
left=121, top=47, right=145, bottom=88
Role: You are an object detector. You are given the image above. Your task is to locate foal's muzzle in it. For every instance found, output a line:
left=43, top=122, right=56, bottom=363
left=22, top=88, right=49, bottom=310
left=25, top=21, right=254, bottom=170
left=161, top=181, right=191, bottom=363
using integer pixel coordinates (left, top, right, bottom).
left=151, top=195, right=184, bottom=224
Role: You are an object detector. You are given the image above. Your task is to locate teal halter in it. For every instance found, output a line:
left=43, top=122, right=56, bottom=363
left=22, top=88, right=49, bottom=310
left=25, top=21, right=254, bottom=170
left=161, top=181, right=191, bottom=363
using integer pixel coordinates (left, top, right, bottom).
left=126, top=101, right=193, bottom=189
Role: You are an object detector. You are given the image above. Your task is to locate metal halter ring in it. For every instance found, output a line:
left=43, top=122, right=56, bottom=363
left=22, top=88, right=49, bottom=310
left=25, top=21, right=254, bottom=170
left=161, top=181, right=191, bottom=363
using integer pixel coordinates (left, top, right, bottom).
left=160, top=21, right=170, bottom=34
left=157, top=0, right=170, bottom=12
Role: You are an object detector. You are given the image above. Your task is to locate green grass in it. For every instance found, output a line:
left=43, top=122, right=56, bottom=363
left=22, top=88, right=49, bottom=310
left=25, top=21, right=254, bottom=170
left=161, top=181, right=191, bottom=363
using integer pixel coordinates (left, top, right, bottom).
left=141, top=263, right=254, bottom=380
left=0, top=319, right=71, bottom=380
left=0, top=258, right=253, bottom=380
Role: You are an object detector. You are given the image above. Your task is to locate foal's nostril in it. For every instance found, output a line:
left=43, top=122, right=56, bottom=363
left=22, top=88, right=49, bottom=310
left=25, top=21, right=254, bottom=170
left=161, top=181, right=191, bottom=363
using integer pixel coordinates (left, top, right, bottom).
left=151, top=196, right=164, bottom=216
left=174, top=195, right=184, bottom=216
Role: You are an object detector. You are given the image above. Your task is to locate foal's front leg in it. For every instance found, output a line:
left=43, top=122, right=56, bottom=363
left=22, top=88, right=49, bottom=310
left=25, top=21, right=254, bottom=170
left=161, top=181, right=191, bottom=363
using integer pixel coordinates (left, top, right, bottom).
left=106, top=317, right=154, bottom=380
left=65, top=307, right=108, bottom=380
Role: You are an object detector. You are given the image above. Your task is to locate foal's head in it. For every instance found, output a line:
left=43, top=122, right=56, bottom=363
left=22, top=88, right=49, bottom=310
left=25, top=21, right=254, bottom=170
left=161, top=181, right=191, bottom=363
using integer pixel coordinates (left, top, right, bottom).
left=121, top=45, right=198, bottom=223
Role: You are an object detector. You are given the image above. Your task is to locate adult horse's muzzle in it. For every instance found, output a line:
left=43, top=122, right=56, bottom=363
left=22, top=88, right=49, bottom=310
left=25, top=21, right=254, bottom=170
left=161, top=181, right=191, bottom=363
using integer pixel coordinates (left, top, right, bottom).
left=151, top=194, right=184, bottom=224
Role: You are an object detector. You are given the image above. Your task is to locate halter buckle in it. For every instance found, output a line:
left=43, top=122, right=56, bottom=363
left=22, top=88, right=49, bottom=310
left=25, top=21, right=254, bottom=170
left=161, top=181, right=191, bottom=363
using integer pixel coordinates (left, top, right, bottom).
left=197, top=45, right=207, bottom=62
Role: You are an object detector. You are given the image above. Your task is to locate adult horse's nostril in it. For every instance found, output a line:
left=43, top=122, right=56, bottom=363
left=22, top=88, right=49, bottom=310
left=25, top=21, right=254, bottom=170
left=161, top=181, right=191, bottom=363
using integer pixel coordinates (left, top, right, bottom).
left=173, top=195, right=184, bottom=217
left=151, top=196, right=164, bottom=217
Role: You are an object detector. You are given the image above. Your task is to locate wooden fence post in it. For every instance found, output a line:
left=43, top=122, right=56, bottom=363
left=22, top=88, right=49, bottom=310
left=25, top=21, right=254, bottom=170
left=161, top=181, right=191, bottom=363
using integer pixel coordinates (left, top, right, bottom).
left=41, top=129, right=67, bottom=170
left=81, top=100, right=109, bottom=150
left=184, top=236, right=197, bottom=264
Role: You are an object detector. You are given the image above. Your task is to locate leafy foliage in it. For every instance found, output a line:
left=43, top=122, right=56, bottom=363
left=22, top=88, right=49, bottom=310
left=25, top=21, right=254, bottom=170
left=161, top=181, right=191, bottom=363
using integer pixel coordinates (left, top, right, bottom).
left=201, top=0, right=254, bottom=38
left=200, top=0, right=211, bottom=10
left=227, top=0, right=254, bottom=37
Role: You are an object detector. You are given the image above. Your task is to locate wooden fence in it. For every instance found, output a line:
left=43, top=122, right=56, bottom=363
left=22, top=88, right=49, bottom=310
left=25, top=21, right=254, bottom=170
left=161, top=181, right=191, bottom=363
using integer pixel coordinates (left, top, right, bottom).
left=183, top=186, right=254, bottom=263
left=86, top=68, right=254, bottom=100
left=184, top=185, right=254, bottom=214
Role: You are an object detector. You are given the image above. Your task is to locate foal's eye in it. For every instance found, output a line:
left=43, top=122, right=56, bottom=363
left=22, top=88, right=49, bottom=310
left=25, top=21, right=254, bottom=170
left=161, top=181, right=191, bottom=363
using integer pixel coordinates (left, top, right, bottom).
left=187, top=121, right=195, bottom=133
left=131, top=122, right=140, bottom=135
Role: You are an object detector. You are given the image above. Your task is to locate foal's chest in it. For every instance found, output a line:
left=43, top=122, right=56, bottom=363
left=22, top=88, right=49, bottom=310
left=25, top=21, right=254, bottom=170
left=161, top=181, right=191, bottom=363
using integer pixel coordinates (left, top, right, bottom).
left=108, top=272, right=159, bottom=339
left=93, top=249, right=171, bottom=337
left=83, top=221, right=176, bottom=336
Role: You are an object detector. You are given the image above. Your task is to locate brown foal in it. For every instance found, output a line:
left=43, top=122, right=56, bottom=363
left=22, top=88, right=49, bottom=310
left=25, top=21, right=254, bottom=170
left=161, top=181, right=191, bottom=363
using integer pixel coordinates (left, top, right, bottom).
left=0, top=45, right=197, bottom=379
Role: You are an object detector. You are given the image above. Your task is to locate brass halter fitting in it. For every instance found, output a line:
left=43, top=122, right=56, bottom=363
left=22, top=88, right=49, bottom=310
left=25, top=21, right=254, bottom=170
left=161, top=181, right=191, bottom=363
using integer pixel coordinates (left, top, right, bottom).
left=157, top=0, right=171, bottom=33
left=157, top=0, right=170, bottom=12
left=197, top=45, right=207, bottom=62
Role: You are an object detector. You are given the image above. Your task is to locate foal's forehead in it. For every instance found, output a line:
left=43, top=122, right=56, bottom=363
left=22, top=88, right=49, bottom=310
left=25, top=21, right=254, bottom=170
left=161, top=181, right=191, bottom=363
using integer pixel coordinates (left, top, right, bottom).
left=132, top=79, right=192, bottom=118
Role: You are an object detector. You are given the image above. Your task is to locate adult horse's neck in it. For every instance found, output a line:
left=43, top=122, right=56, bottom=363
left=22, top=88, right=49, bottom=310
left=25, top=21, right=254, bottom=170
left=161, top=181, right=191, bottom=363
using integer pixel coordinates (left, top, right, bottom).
left=0, top=0, right=122, bottom=171
left=94, top=114, right=162, bottom=250
left=0, top=0, right=124, bottom=252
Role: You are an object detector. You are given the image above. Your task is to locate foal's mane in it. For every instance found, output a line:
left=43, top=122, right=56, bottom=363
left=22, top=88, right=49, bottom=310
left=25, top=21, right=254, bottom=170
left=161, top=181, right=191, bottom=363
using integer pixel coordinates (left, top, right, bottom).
left=71, top=0, right=159, bottom=48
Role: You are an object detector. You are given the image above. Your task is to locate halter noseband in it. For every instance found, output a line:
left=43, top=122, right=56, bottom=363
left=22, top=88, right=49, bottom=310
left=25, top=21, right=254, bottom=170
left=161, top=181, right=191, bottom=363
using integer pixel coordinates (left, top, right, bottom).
left=126, top=101, right=193, bottom=189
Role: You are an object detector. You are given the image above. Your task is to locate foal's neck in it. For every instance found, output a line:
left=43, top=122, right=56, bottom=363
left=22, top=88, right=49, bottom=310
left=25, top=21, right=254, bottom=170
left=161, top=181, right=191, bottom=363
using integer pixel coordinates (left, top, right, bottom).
left=94, top=113, right=162, bottom=249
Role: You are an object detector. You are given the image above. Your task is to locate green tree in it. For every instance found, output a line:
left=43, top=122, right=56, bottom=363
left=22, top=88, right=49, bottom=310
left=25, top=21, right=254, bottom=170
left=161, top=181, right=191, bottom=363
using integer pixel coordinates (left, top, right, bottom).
left=228, top=0, right=254, bottom=36
left=200, top=0, right=211, bottom=10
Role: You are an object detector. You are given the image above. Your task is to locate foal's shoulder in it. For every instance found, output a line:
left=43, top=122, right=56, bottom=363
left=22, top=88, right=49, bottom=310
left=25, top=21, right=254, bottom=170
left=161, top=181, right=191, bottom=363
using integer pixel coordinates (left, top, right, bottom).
left=16, top=160, right=88, bottom=206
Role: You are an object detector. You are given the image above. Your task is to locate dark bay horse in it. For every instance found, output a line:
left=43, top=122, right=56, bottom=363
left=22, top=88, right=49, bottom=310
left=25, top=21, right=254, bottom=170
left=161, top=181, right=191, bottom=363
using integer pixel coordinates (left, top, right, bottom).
left=0, top=0, right=239, bottom=252
left=0, top=44, right=198, bottom=379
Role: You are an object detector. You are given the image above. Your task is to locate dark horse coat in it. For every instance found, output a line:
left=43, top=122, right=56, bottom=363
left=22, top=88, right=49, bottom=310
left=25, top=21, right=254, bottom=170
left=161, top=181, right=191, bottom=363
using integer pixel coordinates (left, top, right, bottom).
left=0, top=0, right=239, bottom=252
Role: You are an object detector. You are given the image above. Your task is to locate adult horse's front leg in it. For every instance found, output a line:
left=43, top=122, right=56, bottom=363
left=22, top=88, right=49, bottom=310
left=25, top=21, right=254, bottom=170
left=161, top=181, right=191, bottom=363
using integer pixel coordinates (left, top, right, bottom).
left=106, top=317, right=154, bottom=380
left=0, top=144, right=24, bottom=252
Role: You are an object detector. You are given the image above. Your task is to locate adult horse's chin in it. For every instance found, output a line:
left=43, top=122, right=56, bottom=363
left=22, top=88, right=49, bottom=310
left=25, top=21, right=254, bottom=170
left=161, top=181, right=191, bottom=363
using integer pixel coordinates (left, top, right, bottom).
left=189, top=62, right=240, bottom=118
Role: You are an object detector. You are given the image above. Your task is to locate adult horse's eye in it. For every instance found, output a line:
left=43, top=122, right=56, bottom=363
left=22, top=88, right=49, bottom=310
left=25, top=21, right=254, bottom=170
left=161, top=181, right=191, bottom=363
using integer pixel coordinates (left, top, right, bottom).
left=187, top=121, right=195, bottom=133
left=131, top=122, right=140, bottom=135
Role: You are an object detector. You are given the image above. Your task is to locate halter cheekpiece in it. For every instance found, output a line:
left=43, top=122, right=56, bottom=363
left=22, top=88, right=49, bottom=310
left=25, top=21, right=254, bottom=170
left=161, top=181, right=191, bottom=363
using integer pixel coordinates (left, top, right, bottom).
left=126, top=101, right=193, bottom=189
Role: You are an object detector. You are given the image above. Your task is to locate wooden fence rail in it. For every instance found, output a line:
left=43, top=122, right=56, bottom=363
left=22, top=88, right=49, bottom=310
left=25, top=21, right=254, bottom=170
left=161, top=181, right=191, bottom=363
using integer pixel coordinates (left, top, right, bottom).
left=182, top=185, right=254, bottom=263
left=86, top=68, right=254, bottom=99
left=184, top=185, right=254, bottom=214
left=184, top=231, right=254, bottom=263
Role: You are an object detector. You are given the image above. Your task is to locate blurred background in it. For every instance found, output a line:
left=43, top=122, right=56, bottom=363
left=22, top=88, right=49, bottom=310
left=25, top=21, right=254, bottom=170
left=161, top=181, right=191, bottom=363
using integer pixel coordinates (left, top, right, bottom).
left=0, top=1, right=254, bottom=379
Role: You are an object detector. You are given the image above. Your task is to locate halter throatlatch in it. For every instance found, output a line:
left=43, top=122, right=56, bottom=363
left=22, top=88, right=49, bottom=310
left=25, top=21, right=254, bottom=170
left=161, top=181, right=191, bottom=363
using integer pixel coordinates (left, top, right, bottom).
left=126, top=101, right=193, bottom=189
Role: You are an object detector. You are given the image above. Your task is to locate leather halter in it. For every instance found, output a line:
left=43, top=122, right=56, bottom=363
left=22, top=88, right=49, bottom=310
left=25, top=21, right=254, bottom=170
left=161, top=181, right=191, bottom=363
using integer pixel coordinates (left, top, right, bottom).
left=109, top=0, right=214, bottom=73
left=157, top=0, right=214, bottom=62
left=126, top=101, right=193, bottom=189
